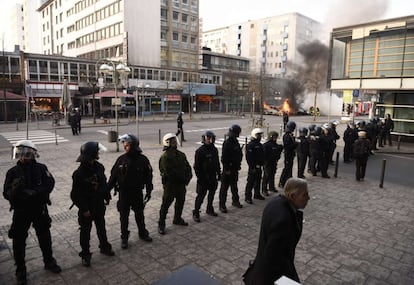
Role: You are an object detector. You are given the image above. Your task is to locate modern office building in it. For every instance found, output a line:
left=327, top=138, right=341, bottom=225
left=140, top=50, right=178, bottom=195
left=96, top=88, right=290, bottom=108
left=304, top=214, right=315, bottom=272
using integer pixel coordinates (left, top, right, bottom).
left=329, top=15, right=414, bottom=136
left=37, top=0, right=200, bottom=71
left=202, top=13, right=321, bottom=77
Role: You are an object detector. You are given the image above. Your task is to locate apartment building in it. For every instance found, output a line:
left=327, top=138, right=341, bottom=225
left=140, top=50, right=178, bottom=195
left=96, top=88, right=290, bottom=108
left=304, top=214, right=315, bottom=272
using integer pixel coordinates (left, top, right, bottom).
left=202, top=13, right=321, bottom=77
left=37, top=0, right=199, bottom=71
left=329, top=15, right=414, bottom=136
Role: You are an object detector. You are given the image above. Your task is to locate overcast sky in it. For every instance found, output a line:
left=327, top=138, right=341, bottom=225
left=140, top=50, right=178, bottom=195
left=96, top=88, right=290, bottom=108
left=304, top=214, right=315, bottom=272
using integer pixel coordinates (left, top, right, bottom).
left=200, top=0, right=412, bottom=31
left=0, top=0, right=412, bottom=51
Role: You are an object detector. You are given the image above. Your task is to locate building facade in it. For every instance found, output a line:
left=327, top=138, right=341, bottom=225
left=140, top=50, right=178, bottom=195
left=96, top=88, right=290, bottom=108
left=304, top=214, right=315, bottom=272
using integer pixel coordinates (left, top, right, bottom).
left=37, top=0, right=199, bottom=71
left=329, top=15, right=414, bottom=136
left=202, top=13, right=321, bottom=77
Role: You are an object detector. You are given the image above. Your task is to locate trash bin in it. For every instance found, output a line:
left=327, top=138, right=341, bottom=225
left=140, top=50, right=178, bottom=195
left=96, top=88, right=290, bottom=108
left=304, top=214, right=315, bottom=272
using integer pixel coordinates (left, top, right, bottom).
left=108, top=130, right=118, bottom=142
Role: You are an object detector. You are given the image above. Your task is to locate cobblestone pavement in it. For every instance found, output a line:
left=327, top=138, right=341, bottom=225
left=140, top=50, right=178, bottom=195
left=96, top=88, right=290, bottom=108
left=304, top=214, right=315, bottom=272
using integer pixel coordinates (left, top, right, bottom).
left=0, top=116, right=413, bottom=284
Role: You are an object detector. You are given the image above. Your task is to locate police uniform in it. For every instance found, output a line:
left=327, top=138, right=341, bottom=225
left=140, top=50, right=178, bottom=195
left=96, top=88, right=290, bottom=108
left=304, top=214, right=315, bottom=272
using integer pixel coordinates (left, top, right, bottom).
left=245, top=137, right=265, bottom=202
left=193, top=140, right=221, bottom=218
left=4, top=156, right=60, bottom=282
left=296, top=134, right=310, bottom=178
left=262, top=138, right=283, bottom=194
left=279, top=131, right=297, bottom=187
left=108, top=148, right=153, bottom=243
left=71, top=160, right=113, bottom=263
left=219, top=135, right=243, bottom=211
left=159, top=147, right=192, bottom=229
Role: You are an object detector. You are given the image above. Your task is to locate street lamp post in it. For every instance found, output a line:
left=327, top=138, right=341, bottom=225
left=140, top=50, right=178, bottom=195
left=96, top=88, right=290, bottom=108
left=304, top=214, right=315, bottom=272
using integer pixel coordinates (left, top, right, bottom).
left=98, top=60, right=130, bottom=152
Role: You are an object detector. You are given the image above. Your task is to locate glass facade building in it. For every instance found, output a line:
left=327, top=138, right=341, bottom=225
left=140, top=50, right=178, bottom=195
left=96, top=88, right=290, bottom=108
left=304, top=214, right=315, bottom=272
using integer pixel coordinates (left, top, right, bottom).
left=330, top=16, right=414, bottom=135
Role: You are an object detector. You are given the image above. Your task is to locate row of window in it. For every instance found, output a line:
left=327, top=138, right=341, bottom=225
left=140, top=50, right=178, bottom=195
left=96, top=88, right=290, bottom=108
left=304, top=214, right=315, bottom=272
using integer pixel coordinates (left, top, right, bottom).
left=68, top=23, right=122, bottom=49
left=72, top=1, right=121, bottom=33
left=347, top=33, right=414, bottom=78
left=26, top=58, right=219, bottom=85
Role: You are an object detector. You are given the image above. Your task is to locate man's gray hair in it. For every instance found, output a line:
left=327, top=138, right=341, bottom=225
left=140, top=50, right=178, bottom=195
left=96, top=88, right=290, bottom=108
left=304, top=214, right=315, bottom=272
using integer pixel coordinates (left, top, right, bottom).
left=284, top=178, right=308, bottom=196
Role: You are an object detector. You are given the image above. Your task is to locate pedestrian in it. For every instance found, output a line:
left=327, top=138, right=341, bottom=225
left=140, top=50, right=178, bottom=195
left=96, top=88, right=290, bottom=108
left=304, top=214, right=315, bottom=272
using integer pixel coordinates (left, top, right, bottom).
left=192, top=131, right=221, bottom=223
left=175, top=112, right=186, bottom=142
left=384, top=113, right=394, bottom=146
left=108, top=134, right=153, bottom=249
left=242, top=178, right=310, bottom=285
left=261, top=131, right=283, bottom=196
left=3, top=140, right=62, bottom=284
left=70, top=141, right=115, bottom=267
left=352, top=131, right=371, bottom=181
left=279, top=121, right=297, bottom=188
left=218, top=124, right=243, bottom=213
left=296, top=127, right=310, bottom=178
left=282, top=111, right=289, bottom=130
left=75, top=108, right=82, bottom=134
left=245, top=128, right=265, bottom=204
left=158, top=133, right=192, bottom=234
left=378, top=119, right=386, bottom=147
left=69, top=110, right=79, bottom=135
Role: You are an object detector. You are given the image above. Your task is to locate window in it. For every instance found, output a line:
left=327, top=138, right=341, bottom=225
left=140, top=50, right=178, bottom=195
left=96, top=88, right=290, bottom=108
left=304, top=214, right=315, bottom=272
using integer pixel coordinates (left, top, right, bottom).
left=173, top=11, right=179, bottom=21
left=182, top=13, right=187, bottom=23
left=173, top=32, right=179, bottom=41
left=182, top=34, right=187, bottom=43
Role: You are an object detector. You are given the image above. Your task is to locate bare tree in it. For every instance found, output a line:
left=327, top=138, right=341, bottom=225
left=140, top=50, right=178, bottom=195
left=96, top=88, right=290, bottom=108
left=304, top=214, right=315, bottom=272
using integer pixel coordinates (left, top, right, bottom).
left=296, top=40, right=329, bottom=121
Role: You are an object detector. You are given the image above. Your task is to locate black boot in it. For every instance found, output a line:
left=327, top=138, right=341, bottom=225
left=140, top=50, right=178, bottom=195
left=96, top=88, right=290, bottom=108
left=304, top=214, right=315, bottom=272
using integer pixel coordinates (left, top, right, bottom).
left=192, top=210, right=201, bottom=223
left=158, top=220, right=166, bottom=235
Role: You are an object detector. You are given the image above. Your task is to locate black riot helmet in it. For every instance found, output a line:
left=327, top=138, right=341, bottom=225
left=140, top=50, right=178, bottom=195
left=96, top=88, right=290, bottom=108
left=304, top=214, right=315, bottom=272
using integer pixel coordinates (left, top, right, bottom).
left=299, top=127, right=308, bottom=137
left=202, top=130, right=216, bottom=144
left=285, top=121, right=296, bottom=133
left=229, top=124, right=241, bottom=137
left=77, top=141, right=101, bottom=162
left=118, top=133, right=141, bottom=152
left=314, top=126, right=323, bottom=136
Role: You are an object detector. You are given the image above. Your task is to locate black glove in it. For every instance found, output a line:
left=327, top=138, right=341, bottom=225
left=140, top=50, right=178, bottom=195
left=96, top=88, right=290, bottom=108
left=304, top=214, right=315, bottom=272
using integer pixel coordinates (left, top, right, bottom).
left=104, top=194, right=111, bottom=205
left=144, top=192, right=151, bottom=203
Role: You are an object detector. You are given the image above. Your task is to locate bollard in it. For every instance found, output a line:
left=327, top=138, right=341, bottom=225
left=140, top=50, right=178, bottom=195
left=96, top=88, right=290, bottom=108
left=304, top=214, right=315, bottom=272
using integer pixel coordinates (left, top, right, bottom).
left=280, top=125, right=283, bottom=135
left=334, top=152, right=339, bottom=178
left=158, top=129, right=161, bottom=145
left=379, top=159, right=387, bottom=188
left=55, top=129, right=58, bottom=145
left=397, top=135, right=401, bottom=150
left=16, top=119, right=19, bottom=131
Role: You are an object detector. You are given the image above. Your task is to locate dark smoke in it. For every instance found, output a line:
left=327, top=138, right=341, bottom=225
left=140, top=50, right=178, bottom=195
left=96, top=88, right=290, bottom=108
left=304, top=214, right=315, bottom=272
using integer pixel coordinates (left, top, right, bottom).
left=322, top=0, right=389, bottom=37
left=297, top=40, right=329, bottom=67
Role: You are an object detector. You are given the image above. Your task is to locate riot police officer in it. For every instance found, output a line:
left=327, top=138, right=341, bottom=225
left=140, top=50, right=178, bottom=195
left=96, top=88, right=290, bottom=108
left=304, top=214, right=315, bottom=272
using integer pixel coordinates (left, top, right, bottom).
left=108, top=134, right=153, bottom=249
left=192, top=131, right=221, bottom=222
left=343, top=122, right=358, bottom=163
left=158, top=133, right=192, bottom=234
left=245, top=128, right=265, bottom=203
left=296, top=127, right=310, bottom=178
left=71, top=141, right=114, bottom=267
left=219, top=124, right=243, bottom=213
left=261, top=131, right=283, bottom=196
left=3, top=140, right=61, bottom=284
left=279, top=121, right=298, bottom=187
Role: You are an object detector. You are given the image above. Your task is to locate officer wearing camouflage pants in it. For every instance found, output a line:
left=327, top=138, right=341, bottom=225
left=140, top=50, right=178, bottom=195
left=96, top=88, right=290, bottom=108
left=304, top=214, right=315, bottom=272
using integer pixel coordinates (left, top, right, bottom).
left=158, top=133, right=192, bottom=235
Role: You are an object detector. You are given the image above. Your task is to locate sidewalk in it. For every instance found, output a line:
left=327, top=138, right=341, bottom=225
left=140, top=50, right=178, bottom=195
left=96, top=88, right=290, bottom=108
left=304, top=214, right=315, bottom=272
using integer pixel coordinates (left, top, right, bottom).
left=0, top=115, right=413, bottom=284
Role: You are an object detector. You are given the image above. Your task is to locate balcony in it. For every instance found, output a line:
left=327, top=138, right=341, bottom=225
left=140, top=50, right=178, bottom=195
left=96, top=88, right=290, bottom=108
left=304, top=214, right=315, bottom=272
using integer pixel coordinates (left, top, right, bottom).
left=282, top=44, right=288, bottom=50
left=281, top=55, right=287, bottom=62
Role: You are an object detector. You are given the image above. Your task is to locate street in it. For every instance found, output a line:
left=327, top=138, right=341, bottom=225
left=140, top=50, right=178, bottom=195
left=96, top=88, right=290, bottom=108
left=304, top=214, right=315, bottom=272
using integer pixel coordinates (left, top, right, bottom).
left=0, top=113, right=413, bottom=284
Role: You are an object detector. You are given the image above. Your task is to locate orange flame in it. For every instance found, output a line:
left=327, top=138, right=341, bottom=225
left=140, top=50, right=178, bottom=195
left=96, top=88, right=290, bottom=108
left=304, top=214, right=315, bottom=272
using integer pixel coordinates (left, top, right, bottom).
left=282, top=99, right=290, bottom=114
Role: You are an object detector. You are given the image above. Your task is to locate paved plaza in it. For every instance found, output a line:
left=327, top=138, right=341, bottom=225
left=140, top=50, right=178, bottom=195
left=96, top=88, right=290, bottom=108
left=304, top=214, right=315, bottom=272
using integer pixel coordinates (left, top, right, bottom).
left=0, top=116, right=413, bottom=284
